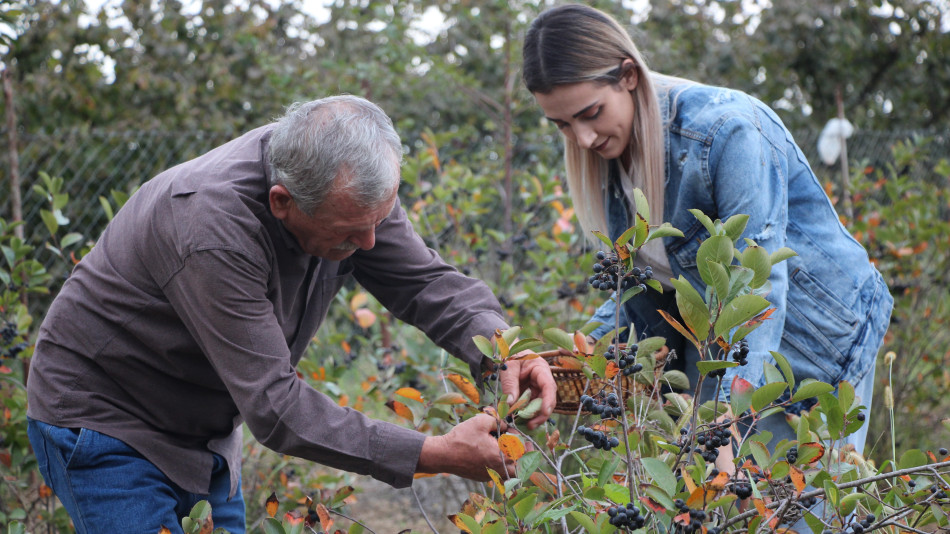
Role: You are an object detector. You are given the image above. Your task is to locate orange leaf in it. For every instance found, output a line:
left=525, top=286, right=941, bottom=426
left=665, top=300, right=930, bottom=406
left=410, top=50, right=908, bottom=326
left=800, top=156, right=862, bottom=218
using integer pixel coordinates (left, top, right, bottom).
left=446, top=373, right=480, bottom=404
left=159, top=527, right=173, bottom=534
left=385, top=400, right=414, bottom=422
left=553, top=356, right=584, bottom=370
left=284, top=511, right=304, bottom=525
left=789, top=465, right=806, bottom=494
left=573, top=331, right=590, bottom=354
left=707, top=470, right=731, bottom=491
left=657, top=309, right=700, bottom=348
left=349, top=292, right=369, bottom=312
left=316, top=503, right=333, bottom=534
left=605, top=361, right=620, bottom=379
left=395, top=387, right=424, bottom=403
left=265, top=492, right=279, bottom=517
left=498, top=434, right=526, bottom=461
left=38, top=484, right=53, bottom=498
left=530, top=472, right=560, bottom=496
left=546, top=429, right=560, bottom=452
left=414, top=472, right=439, bottom=479
left=0, top=365, right=11, bottom=374
left=686, top=486, right=717, bottom=509
left=337, top=394, right=349, bottom=407
left=354, top=308, right=376, bottom=329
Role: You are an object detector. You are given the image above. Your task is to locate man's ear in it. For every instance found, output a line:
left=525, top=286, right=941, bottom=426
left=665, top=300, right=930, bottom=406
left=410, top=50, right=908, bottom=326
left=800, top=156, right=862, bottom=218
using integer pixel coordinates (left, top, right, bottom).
left=269, top=185, right=295, bottom=220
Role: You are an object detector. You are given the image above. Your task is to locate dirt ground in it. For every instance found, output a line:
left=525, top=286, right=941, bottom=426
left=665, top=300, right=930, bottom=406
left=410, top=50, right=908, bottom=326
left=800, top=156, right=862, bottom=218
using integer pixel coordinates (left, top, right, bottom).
left=335, top=475, right=476, bottom=533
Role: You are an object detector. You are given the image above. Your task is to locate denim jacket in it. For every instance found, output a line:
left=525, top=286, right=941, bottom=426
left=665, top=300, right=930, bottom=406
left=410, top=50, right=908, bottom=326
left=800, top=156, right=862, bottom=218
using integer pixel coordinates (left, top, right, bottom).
left=589, top=82, right=893, bottom=396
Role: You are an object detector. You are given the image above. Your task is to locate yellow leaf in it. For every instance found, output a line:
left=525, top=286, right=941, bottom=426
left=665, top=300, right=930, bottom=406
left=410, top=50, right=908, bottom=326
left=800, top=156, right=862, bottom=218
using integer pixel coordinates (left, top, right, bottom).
left=681, top=467, right=697, bottom=493
left=487, top=468, right=504, bottom=490
left=349, top=292, right=369, bottom=312
left=498, top=434, right=526, bottom=461
left=685, top=486, right=716, bottom=509
left=496, top=334, right=510, bottom=358
left=446, top=373, right=480, bottom=404
left=395, top=387, right=425, bottom=403
left=448, top=515, right=474, bottom=533
left=354, top=308, right=376, bottom=329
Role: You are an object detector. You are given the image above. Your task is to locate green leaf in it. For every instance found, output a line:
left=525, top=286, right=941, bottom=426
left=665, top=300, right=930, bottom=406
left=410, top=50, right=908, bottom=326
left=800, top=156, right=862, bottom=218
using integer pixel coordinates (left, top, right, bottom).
left=60, top=232, right=84, bottom=249
left=696, top=235, right=734, bottom=288
left=790, top=379, right=835, bottom=404
left=660, top=370, right=691, bottom=391
left=262, top=518, right=287, bottom=534
left=611, top=224, right=637, bottom=250
left=501, top=326, right=521, bottom=346
left=696, top=360, right=738, bottom=376
left=751, top=382, right=789, bottom=412
left=633, top=188, right=650, bottom=227
left=770, top=247, right=798, bottom=265
left=771, top=351, right=795, bottom=391
left=707, top=260, right=730, bottom=301
left=636, top=336, right=666, bottom=356
left=838, top=380, right=857, bottom=412
left=598, top=455, right=621, bottom=487
left=633, top=213, right=649, bottom=248
left=689, top=209, right=716, bottom=236
left=647, top=222, right=684, bottom=241
left=763, top=362, right=785, bottom=385
left=589, top=355, right=608, bottom=379
left=99, top=196, right=115, bottom=220
left=189, top=500, right=212, bottom=520
left=670, top=276, right=710, bottom=341
left=619, top=284, right=645, bottom=305
left=542, top=328, right=574, bottom=352
left=516, top=451, right=544, bottom=480
left=714, top=294, right=770, bottom=339
left=739, top=244, right=771, bottom=288
left=749, top=440, right=771, bottom=468
left=899, top=449, right=929, bottom=470
left=509, top=338, right=543, bottom=355
left=592, top=230, right=613, bottom=249
left=516, top=398, right=544, bottom=420
left=641, top=457, right=677, bottom=496
left=40, top=210, right=59, bottom=236
left=722, top=214, right=749, bottom=242
left=473, top=335, right=494, bottom=358
left=569, top=511, right=599, bottom=533
left=513, top=492, right=539, bottom=520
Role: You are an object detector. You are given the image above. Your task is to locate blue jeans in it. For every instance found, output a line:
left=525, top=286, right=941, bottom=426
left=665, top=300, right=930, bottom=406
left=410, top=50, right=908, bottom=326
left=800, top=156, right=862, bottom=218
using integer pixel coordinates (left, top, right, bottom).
left=27, top=418, right=246, bottom=534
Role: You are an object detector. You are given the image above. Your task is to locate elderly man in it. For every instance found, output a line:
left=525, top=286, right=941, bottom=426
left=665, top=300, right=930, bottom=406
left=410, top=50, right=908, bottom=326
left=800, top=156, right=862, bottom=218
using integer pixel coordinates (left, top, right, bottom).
left=26, top=95, right=556, bottom=533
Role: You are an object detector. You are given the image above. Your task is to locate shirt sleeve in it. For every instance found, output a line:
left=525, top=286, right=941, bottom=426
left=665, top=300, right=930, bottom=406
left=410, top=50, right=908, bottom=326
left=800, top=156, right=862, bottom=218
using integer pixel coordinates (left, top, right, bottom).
left=706, top=112, right=792, bottom=396
left=163, top=247, right=426, bottom=488
left=350, top=198, right=509, bottom=383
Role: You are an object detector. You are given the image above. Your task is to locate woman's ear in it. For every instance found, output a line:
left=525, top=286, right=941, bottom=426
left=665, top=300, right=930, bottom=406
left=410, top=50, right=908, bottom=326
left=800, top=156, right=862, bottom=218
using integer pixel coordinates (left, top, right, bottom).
left=620, top=59, right=639, bottom=92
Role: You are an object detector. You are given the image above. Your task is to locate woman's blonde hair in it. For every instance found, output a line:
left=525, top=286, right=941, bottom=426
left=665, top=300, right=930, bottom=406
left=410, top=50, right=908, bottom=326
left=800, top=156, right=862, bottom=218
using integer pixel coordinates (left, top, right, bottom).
left=523, top=4, right=683, bottom=239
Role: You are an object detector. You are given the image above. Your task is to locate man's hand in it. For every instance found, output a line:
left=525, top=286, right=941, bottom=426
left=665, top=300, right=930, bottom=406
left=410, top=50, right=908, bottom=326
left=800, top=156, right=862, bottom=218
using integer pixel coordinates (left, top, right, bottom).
left=416, top=413, right=514, bottom=480
left=499, top=354, right=557, bottom=430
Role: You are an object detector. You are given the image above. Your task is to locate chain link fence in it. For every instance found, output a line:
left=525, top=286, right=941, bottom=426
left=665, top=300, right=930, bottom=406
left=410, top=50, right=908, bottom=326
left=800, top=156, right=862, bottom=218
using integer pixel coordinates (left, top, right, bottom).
left=2, top=126, right=948, bottom=276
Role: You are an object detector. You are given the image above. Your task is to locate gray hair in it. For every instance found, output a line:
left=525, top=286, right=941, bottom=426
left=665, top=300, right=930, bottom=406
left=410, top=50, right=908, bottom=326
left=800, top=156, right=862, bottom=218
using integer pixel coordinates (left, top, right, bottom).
left=267, top=95, right=403, bottom=215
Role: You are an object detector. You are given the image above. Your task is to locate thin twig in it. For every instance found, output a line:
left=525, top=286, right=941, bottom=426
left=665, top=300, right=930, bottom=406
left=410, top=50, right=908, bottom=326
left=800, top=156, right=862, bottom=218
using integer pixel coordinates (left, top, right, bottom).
left=410, top=485, right=440, bottom=534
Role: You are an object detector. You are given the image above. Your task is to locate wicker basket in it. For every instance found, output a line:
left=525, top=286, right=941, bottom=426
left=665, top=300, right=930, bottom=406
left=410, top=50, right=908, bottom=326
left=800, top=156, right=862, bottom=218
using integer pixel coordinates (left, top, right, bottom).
left=540, top=345, right=669, bottom=415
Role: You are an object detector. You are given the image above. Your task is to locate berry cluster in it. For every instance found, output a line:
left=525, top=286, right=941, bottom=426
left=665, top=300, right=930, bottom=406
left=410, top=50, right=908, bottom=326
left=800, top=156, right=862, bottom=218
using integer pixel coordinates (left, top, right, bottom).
left=576, top=425, right=620, bottom=451
left=603, top=344, right=644, bottom=376
left=580, top=392, right=623, bottom=419
left=785, top=446, right=799, bottom=464
left=671, top=499, right=707, bottom=534
left=733, top=481, right=753, bottom=500
left=588, top=251, right=653, bottom=293
left=607, top=502, right=646, bottom=530
left=732, top=340, right=750, bottom=366
left=826, top=514, right=876, bottom=534
left=696, top=423, right=732, bottom=463
left=0, top=321, right=27, bottom=359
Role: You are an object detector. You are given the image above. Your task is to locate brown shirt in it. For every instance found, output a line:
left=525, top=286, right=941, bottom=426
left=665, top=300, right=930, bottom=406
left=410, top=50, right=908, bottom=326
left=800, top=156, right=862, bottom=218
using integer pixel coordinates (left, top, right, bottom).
left=26, top=124, right=507, bottom=496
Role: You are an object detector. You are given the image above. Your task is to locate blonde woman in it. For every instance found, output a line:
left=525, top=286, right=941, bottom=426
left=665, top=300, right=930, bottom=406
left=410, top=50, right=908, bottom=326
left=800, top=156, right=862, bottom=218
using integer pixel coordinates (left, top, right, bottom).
left=522, top=3, right=891, bottom=454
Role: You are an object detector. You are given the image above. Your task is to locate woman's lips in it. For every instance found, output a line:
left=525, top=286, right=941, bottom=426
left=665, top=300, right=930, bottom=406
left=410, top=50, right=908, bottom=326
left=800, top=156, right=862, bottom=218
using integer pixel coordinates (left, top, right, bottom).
left=593, top=139, right=609, bottom=152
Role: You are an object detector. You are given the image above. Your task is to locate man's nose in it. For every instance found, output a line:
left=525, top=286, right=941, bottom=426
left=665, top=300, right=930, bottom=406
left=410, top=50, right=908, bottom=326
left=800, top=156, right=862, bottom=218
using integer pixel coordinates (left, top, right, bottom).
left=349, top=228, right=376, bottom=250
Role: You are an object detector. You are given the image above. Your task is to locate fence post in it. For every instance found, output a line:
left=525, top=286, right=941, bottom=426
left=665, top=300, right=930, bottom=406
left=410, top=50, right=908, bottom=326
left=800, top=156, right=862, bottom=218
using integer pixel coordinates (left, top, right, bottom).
left=836, top=86, right=854, bottom=220
left=3, top=67, right=23, bottom=239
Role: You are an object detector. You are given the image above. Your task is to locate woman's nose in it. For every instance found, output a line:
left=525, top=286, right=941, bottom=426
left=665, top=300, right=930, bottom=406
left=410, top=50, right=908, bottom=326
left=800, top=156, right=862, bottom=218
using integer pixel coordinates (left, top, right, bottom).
left=574, top=124, right=597, bottom=149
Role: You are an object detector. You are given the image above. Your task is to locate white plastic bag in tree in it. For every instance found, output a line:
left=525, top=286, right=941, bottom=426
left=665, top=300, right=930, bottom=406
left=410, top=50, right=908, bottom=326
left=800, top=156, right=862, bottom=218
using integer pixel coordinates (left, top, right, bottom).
left=817, top=118, right=854, bottom=166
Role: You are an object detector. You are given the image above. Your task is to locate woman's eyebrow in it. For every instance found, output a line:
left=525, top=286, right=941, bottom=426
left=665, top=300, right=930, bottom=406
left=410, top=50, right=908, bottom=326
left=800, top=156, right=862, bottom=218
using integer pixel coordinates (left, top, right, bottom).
left=572, top=102, right=597, bottom=118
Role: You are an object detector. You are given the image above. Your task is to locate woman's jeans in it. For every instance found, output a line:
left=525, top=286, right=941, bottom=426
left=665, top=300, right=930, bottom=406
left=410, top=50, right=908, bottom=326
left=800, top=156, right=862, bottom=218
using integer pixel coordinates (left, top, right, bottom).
left=27, top=418, right=246, bottom=534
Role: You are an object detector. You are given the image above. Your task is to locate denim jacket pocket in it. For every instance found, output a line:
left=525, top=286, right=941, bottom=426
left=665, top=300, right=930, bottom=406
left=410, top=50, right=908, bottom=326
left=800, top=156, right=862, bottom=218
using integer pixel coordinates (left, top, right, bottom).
left=781, top=267, right=860, bottom=382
